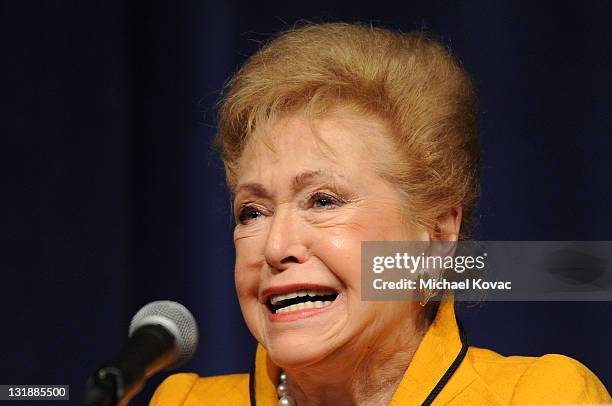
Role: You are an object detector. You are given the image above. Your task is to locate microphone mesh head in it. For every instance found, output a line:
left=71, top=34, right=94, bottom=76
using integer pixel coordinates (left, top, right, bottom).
left=129, top=300, right=199, bottom=368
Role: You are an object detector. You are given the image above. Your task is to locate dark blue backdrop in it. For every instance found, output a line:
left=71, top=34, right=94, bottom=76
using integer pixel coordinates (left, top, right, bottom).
left=1, top=1, right=610, bottom=404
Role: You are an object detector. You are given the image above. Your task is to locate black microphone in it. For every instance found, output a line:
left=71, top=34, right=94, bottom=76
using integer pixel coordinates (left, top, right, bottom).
left=83, top=301, right=199, bottom=406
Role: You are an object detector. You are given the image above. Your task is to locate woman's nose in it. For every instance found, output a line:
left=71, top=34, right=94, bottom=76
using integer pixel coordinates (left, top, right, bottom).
left=263, top=206, right=309, bottom=271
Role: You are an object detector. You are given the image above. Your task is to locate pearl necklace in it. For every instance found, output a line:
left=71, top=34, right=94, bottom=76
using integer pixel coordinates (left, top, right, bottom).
left=277, top=371, right=296, bottom=406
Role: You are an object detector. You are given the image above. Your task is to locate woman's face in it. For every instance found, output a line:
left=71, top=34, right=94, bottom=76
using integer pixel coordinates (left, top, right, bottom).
left=233, top=109, right=428, bottom=369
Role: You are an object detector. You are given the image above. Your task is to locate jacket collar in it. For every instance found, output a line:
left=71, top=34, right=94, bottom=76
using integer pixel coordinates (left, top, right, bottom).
left=389, top=299, right=471, bottom=404
left=252, top=299, right=469, bottom=405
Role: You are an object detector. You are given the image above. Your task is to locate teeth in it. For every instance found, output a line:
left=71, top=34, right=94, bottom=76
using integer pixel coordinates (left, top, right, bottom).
left=270, top=289, right=335, bottom=305
left=276, top=301, right=333, bottom=314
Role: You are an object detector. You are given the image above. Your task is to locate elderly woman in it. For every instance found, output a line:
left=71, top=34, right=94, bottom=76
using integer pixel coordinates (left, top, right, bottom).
left=151, top=23, right=610, bottom=405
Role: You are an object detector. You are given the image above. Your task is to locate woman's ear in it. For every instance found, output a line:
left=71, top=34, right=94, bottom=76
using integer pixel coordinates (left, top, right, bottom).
left=433, top=207, right=462, bottom=242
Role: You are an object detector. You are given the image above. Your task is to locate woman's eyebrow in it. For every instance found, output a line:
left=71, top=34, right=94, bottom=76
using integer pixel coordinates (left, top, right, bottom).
left=234, top=170, right=348, bottom=198
left=291, top=169, right=346, bottom=192
left=234, top=182, right=270, bottom=198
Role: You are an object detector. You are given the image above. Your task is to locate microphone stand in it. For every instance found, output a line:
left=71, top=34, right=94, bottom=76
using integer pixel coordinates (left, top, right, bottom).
left=83, top=325, right=176, bottom=406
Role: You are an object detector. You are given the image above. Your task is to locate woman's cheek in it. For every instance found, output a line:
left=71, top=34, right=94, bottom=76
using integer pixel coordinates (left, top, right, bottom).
left=235, top=278, right=264, bottom=345
left=234, top=224, right=268, bottom=267
left=234, top=241, right=262, bottom=307
left=234, top=262, right=262, bottom=330
left=234, top=263, right=249, bottom=295
left=316, top=231, right=362, bottom=288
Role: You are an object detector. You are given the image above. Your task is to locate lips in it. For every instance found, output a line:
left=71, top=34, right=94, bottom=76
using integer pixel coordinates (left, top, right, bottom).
left=261, top=284, right=339, bottom=315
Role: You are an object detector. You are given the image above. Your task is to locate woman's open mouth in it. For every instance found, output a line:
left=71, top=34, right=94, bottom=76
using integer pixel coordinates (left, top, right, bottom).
left=267, top=289, right=339, bottom=314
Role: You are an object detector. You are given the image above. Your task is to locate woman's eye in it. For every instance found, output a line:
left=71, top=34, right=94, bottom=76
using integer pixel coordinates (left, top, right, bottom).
left=311, top=193, right=342, bottom=209
left=238, top=206, right=262, bottom=224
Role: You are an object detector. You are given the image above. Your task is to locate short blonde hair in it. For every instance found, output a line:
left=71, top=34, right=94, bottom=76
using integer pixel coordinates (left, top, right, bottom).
left=216, top=22, right=479, bottom=238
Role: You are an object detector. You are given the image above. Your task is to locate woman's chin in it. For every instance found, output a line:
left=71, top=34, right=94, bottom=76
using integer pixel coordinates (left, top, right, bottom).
left=264, top=334, right=334, bottom=369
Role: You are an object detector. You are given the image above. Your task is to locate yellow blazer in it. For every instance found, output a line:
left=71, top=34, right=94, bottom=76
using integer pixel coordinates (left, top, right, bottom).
left=150, top=300, right=610, bottom=405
